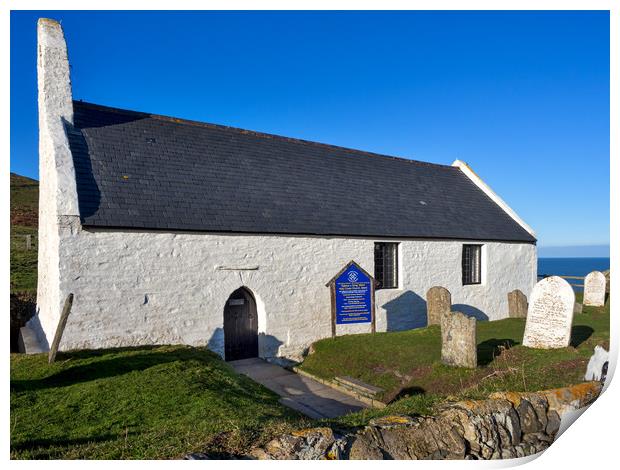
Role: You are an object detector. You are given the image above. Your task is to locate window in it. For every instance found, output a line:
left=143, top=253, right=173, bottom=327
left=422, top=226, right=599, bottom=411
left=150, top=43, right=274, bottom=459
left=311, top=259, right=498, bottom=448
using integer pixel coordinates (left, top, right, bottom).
left=462, top=244, right=482, bottom=285
left=374, top=242, right=399, bottom=289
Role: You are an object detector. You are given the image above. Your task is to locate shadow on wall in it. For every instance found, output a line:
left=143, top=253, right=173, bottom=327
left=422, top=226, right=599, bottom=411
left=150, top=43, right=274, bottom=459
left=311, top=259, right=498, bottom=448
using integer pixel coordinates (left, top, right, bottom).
left=207, top=327, right=225, bottom=357
left=206, top=327, right=285, bottom=360
left=381, top=290, right=427, bottom=332
left=259, top=332, right=284, bottom=358
left=452, top=304, right=489, bottom=321
left=24, top=312, right=50, bottom=351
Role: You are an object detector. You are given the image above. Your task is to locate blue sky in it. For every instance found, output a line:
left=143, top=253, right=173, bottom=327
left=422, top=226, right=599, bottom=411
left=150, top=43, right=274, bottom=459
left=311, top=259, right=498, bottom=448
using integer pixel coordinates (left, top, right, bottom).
left=10, top=11, right=609, bottom=252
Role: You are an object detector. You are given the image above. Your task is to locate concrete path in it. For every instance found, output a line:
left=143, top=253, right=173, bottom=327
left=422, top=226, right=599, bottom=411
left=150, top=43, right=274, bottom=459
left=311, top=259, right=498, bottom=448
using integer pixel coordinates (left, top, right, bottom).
left=229, top=358, right=368, bottom=419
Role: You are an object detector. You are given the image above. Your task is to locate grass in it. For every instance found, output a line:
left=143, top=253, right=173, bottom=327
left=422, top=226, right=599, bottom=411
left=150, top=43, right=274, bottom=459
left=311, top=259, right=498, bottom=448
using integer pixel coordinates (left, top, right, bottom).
left=10, top=345, right=309, bottom=459
left=11, top=225, right=38, bottom=292
left=10, top=173, right=38, bottom=226
left=11, top=297, right=609, bottom=458
left=302, top=293, right=610, bottom=427
left=10, top=173, right=38, bottom=292
left=8, top=172, right=609, bottom=452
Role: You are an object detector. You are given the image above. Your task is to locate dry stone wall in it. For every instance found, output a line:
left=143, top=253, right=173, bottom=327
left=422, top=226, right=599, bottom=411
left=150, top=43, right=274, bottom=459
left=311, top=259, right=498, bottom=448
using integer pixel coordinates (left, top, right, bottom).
left=245, top=382, right=601, bottom=460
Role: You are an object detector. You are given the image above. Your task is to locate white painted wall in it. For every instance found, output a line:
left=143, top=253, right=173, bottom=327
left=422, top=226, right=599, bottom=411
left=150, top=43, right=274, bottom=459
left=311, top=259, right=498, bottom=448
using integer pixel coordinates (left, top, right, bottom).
left=31, top=18, right=80, bottom=349
left=45, top=224, right=536, bottom=360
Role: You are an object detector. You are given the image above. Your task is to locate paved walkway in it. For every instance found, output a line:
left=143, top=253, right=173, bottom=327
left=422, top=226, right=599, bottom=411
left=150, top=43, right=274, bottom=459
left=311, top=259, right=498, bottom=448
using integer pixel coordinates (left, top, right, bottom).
left=229, top=358, right=368, bottom=419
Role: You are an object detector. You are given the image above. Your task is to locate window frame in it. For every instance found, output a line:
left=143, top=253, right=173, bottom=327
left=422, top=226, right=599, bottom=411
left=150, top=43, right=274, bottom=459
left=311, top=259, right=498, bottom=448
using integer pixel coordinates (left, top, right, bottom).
left=462, top=244, right=483, bottom=286
left=374, top=242, right=399, bottom=290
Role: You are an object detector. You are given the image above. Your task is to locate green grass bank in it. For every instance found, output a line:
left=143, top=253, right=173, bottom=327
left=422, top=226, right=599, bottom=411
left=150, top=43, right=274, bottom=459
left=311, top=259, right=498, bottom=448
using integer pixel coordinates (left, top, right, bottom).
left=11, top=346, right=308, bottom=459
left=302, top=293, right=609, bottom=427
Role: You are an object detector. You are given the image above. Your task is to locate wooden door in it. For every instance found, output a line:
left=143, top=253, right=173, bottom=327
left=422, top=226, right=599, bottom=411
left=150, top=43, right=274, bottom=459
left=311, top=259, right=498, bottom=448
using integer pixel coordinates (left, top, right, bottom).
left=224, top=288, right=258, bottom=361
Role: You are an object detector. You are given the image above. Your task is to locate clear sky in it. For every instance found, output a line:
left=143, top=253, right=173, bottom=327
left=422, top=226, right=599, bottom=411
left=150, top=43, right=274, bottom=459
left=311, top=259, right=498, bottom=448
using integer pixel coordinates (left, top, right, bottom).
left=10, top=10, right=609, bottom=252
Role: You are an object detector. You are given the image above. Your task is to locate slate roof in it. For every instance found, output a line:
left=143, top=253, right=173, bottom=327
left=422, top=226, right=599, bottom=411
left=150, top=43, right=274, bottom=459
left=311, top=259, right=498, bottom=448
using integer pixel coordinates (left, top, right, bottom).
left=68, top=101, right=536, bottom=243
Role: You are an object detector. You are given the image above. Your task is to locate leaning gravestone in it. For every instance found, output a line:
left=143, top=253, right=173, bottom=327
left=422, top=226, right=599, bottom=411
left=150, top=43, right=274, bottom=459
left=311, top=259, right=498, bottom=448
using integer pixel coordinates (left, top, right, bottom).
left=426, top=286, right=451, bottom=326
left=522, top=277, right=574, bottom=349
left=584, top=345, right=609, bottom=382
left=583, top=271, right=606, bottom=307
left=507, top=289, right=528, bottom=318
left=440, top=311, right=477, bottom=368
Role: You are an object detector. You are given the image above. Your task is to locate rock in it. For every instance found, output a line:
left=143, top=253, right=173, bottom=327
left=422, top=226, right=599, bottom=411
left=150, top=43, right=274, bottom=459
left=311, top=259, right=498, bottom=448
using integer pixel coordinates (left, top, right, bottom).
left=545, top=410, right=561, bottom=435
left=326, top=438, right=348, bottom=460
left=246, top=383, right=601, bottom=460
left=585, top=345, right=609, bottom=381
left=348, top=428, right=385, bottom=460
left=256, top=427, right=336, bottom=460
left=369, top=414, right=418, bottom=428
left=517, top=400, right=542, bottom=434
left=184, top=452, right=211, bottom=460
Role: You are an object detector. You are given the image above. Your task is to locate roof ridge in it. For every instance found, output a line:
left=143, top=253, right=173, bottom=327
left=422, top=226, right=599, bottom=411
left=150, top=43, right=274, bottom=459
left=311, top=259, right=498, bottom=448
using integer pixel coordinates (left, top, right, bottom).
left=72, top=100, right=455, bottom=170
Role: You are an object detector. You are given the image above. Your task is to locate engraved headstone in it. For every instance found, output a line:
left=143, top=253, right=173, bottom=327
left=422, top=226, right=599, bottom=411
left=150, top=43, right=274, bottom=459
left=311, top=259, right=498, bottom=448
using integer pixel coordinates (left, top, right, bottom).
left=522, top=276, right=574, bottom=349
left=573, top=302, right=583, bottom=315
left=507, top=289, right=528, bottom=318
left=440, top=311, right=477, bottom=368
left=583, top=271, right=606, bottom=307
left=426, top=286, right=451, bottom=326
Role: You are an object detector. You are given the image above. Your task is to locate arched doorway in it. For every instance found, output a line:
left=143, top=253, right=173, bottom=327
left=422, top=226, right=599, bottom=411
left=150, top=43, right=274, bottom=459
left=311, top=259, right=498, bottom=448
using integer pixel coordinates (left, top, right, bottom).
left=223, top=287, right=258, bottom=361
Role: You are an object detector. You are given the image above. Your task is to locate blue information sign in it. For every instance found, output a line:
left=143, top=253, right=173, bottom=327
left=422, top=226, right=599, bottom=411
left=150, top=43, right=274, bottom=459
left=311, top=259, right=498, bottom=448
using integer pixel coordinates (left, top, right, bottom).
left=334, top=264, right=372, bottom=324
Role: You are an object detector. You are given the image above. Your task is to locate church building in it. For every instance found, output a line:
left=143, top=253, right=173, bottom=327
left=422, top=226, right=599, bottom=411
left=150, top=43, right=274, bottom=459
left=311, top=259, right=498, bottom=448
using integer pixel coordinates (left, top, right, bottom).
left=29, top=19, right=537, bottom=361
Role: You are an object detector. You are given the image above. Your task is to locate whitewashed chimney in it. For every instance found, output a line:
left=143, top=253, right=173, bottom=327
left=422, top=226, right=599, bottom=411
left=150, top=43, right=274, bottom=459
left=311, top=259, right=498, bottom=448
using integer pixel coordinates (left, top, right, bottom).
left=31, top=18, right=80, bottom=349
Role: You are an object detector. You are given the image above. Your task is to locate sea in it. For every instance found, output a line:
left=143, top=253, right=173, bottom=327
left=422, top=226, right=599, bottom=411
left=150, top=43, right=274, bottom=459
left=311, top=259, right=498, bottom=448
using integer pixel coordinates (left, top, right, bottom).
left=538, top=257, right=610, bottom=291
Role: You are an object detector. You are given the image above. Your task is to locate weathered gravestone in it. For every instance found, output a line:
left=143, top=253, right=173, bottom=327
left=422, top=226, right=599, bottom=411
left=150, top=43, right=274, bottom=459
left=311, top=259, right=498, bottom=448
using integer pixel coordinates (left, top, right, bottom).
left=583, top=271, right=606, bottom=307
left=507, top=289, right=528, bottom=318
left=426, top=286, right=451, bottom=326
left=522, top=277, right=574, bottom=349
left=440, top=311, right=477, bottom=368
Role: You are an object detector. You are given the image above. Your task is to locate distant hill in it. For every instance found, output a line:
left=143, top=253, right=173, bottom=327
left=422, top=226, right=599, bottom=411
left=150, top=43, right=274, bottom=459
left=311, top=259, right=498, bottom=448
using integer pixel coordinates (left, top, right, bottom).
left=10, top=173, right=38, bottom=292
left=10, top=173, right=38, bottom=227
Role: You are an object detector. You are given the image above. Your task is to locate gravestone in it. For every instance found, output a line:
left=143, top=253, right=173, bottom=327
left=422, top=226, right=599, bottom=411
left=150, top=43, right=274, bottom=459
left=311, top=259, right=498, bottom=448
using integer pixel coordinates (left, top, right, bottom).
left=440, top=311, right=477, bottom=368
left=522, top=276, right=574, bottom=349
left=507, top=289, right=528, bottom=318
left=573, top=302, right=583, bottom=314
left=584, top=346, right=609, bottom=382
left=426, top=286, right=451, bottom=326
left=583, top=271, right=606, bottom=307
